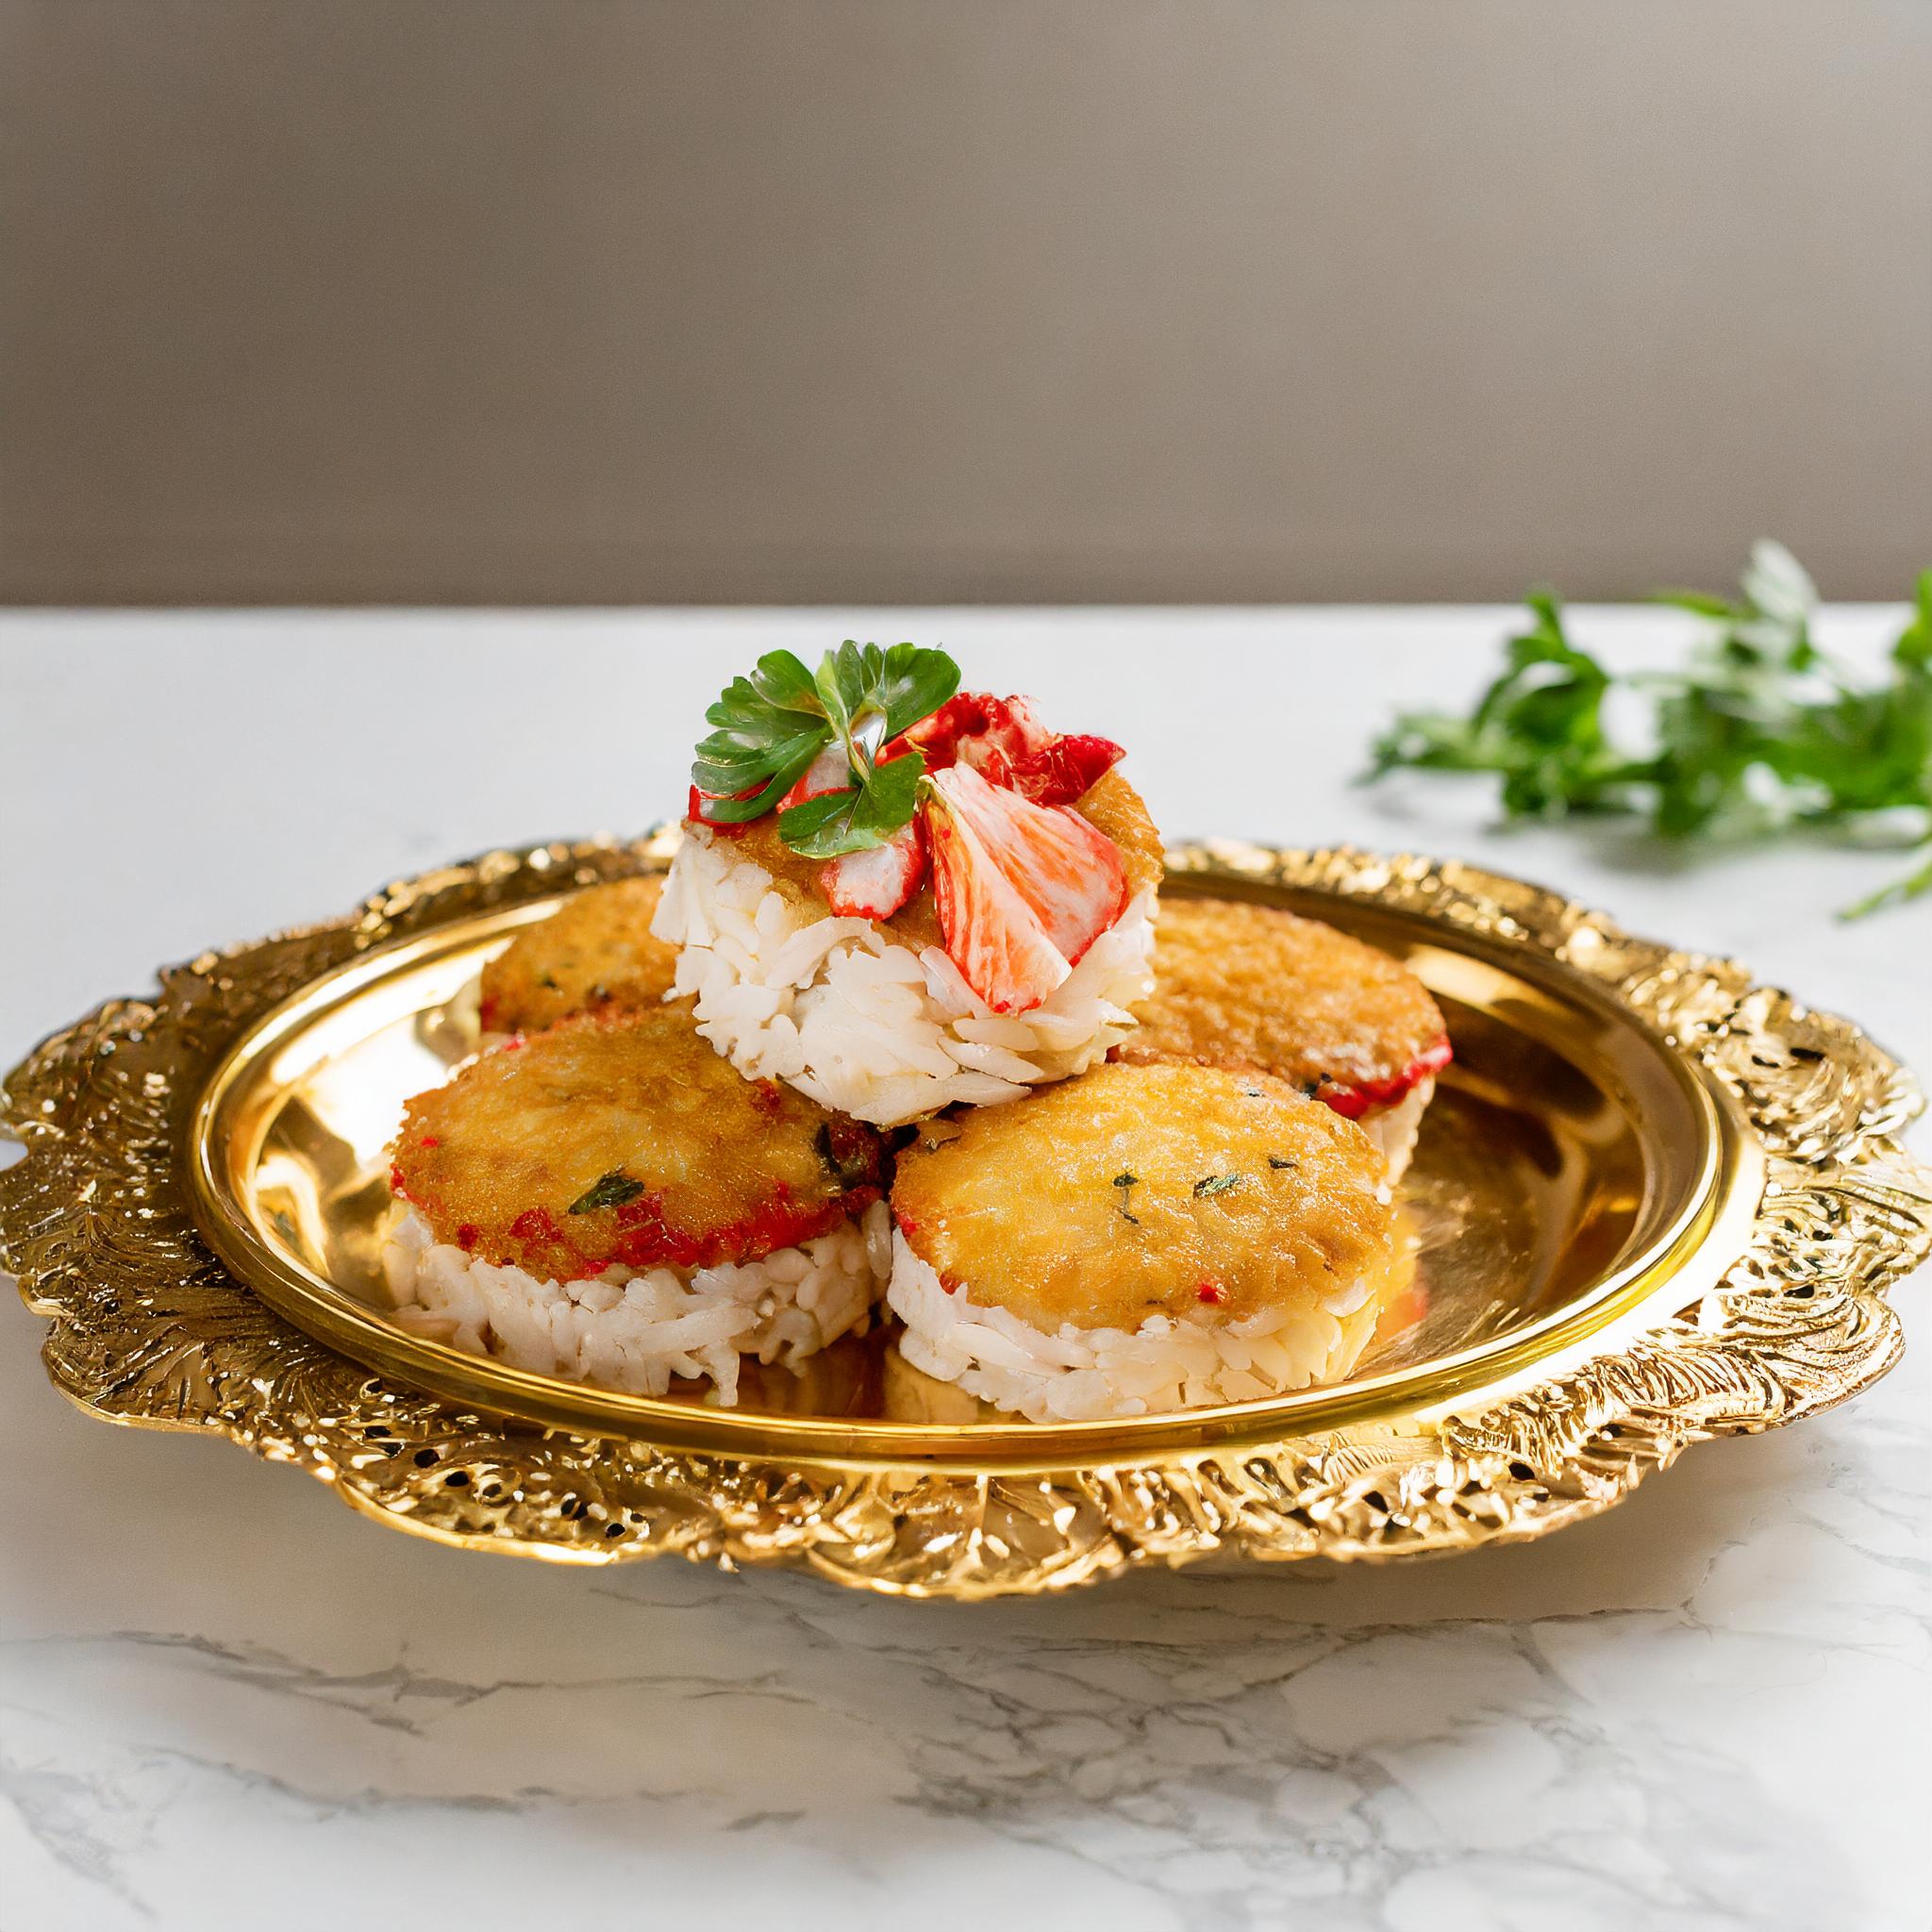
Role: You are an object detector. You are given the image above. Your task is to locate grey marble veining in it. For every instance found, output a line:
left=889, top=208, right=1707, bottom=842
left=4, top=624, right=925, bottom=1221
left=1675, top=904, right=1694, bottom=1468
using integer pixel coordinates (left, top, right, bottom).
left=2, top=610, right=1927, bottom=1930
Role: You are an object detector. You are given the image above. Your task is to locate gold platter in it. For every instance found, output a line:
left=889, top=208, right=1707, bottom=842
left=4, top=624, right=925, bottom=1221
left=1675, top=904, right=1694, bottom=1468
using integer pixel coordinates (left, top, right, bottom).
left=4, top=837, right=1927, bottom=1595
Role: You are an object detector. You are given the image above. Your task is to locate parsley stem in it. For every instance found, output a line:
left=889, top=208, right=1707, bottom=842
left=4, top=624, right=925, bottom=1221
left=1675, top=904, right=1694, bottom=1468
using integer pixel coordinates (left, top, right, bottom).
left=1840, top=843, right=1932, bottom=920
left=1366, top=543, right=1932, bottom=917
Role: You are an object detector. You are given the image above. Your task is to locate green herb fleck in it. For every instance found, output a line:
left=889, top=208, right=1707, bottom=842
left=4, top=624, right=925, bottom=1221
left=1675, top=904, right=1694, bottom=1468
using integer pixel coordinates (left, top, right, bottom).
left=1365, top=541, right=1932, bottom=918
left=1268, top=1155, right=1298, bottom=1170
left=1111, top=1171, right=1141, bottom=1224
left=1194, top=1173, right=1243, bottom=1198
left=569, top=1171, right=645, bottom=1214
left=537, top=974, right=560, bottom=991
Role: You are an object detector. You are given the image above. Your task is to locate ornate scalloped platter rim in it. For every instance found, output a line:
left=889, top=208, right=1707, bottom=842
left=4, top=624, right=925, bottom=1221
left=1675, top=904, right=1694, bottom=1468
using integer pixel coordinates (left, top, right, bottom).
left=3, top=834, right=1925, bottom=1594
left=180, top=882, right=1755, bottom=1466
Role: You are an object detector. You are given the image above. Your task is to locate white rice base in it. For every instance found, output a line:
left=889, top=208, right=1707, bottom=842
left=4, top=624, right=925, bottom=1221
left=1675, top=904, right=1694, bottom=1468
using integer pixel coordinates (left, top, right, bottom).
left=380, top=1200, right=892, bottom=1406
left=886, top=1229, right=1391, bottom=1424
left=1359, top=1076, right=1433, bottom=1185
left=653, top=825, right=1158, bottom=1126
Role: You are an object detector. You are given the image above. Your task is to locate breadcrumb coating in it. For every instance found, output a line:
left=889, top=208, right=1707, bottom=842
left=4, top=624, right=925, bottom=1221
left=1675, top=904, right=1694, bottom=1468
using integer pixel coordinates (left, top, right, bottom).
left=478, top=876, right=679, bottom=1034
left=891, top=1060, right=1393, bottom=1331
left=1126, top=896, right=1447, bottom=1100
left=391, top=1006, right=882, bottom=1281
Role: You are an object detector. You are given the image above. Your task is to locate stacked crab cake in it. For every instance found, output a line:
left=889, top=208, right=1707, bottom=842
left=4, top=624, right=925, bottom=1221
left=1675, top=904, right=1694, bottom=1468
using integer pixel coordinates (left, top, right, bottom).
left=383, top=1004, right=891, bottom=1404
left=383, top=645, right=1168, bottom=1401
left=657, top=656, right=1163, bottom=1126
left=1124, top=897, right=1450, bottom=1181
left=887, top=1060, right=1401, bottom=1422
left=382, top=643, right=1444, bottom=1422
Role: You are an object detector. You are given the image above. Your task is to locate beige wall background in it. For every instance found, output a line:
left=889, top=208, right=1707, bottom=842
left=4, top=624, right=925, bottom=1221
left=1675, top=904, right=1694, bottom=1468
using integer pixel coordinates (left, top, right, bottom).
left=5, top=0, right=1929, bottom=606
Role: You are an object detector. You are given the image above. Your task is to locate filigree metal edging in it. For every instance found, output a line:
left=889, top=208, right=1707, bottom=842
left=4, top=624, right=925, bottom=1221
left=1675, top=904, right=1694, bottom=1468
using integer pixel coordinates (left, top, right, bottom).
left=3, top=839, right=1926, bottom=1597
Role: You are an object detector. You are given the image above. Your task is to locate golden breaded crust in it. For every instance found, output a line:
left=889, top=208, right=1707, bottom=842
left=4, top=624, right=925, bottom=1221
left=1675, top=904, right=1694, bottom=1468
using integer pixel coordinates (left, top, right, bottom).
left=1126, top=896, right=1446, bottom=1094
left=478, top=876, right=680, bottom=1035
left=391, top=1006, right=882, bottom=1281
left=1073, top=769, right=1164, bottom=900
left=891, top=1060, right=1391, bottom=1330
left=718, top=769, right=1163, bottom=950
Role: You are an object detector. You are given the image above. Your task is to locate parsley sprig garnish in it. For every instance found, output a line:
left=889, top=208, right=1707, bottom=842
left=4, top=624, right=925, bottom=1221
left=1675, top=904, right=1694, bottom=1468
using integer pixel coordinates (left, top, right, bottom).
left=692, top=643, right=960, bottom=858
left=1367, top=543, right=1932, bottom=917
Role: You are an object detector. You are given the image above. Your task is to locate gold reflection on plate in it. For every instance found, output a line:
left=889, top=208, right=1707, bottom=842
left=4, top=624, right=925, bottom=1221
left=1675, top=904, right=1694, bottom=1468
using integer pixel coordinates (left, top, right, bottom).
left=189, top=870, right=1728, bottom=1457
left=5, top=835, right=1927, bottom=1594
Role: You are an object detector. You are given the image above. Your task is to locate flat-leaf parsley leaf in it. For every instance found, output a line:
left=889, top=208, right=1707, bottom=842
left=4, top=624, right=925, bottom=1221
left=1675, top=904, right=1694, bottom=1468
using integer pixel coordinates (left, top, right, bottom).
left=692, top=642, right=959, bottom=858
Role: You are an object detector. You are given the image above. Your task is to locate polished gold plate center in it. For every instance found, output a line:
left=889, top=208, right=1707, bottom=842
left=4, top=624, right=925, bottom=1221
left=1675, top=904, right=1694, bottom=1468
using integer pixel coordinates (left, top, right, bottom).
left=186, top=864, right=1749, bottom=1462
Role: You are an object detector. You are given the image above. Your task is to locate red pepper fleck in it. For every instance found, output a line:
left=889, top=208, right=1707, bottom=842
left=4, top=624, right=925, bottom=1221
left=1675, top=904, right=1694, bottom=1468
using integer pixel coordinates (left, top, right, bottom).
left=1196, top=1280, right=1226, bottom=1306
left=419, top=1135, right=441, bottom=1149
left=408, top=1129, right=883, bottom=1280
left=508, top=1207, right=562, bottom=1247
left=512, top=1182, right=878, bottom=1281
left=1314, top=1035, right=1454, bottom=1121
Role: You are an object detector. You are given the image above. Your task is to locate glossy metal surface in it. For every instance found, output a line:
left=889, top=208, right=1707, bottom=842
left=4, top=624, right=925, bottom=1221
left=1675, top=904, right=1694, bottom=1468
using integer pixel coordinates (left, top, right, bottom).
left=187, top=869, right=1742, bottom=1462
left=10, top=838, right=1920, bottom=1592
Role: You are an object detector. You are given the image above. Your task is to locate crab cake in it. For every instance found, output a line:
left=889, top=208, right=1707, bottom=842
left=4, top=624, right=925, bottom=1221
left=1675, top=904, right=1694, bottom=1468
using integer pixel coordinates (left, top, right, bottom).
left=1124, top=896, right=1451, bottom=1181
left=886, top=1060, right=1400, bottom=1422
left=478, top=875, right=678, bottom=1035
left=659, top=675, right=1164, bottom=1127
left=382, top=1006, right=891, bottom=1404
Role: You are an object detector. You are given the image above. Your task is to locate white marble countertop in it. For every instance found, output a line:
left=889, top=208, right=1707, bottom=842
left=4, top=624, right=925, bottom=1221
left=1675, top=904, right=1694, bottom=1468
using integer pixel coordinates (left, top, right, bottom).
left=2, top=608, right=1927, bottom=1931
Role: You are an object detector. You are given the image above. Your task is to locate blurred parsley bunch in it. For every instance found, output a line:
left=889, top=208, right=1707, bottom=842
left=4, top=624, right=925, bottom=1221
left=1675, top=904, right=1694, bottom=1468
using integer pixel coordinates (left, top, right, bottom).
left=1367, top=542, right=1932, bottom=916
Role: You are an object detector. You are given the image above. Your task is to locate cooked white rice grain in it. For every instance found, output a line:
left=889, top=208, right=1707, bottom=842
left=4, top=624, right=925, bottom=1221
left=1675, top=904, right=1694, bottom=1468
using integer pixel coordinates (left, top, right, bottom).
left=380, top=1199, right=891, bottom=1406
left=1359, top=1076, right=1433, bottom=1185
left=652, top=825, right=1158, bottom=1125
left=885, top=1229, right=1391, bottom=1423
